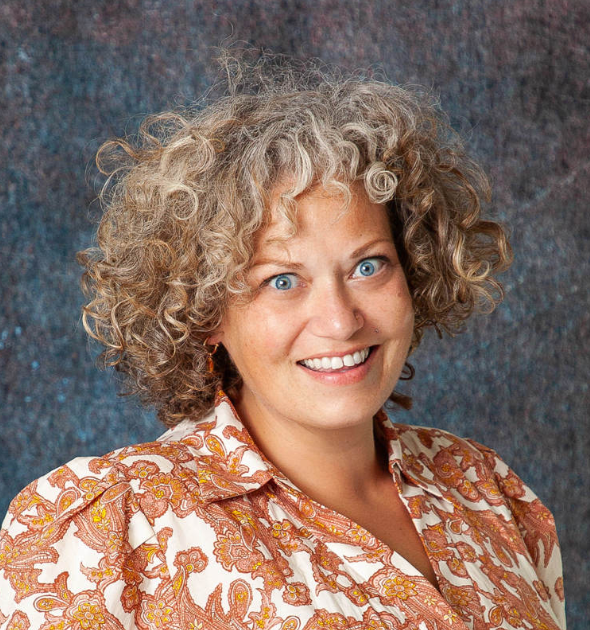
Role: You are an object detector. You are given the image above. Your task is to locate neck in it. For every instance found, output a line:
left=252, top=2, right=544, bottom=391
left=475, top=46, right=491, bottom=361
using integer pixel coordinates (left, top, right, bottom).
left=232, top=387, right=391, bottom=505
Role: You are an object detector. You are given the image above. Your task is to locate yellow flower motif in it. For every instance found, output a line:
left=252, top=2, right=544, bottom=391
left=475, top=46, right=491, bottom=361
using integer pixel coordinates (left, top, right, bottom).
left=232, top=509, right=255, bottom=527
left=443, top=611, right=459, bottom=624
left=145, top=600, right=173, bottom=627
left=255, top=605, right=272, bottom=627
left=327, top=524, right=343, bottom=536
left=449, top=557, right=463, bottom=571
left=0, top=543, right=18, bottom=567
left=383, top=576, right=417, bottom=600
left=272, top=521, right=291, bottom=536
left=480, top=480, right=501, bottom=497
left=40, top=525, right=57, bottom=542
left=7, top=615, right=33, bottom=630
left=507, top=607, right=522, bottom=626
left=264, top=566, right=284, bottom=589
left=13, top=577, right=31, bottom=596
left=37, top=597, right=60, bottom=612
left=349, top=527, right=371, bottom=543
left=72, top=602, right=106, bottom=629
left=423, top=595, right=438, bottom=606
left=90, top=504, right=107, bottom=524
left=32, top=513, right=54, bottom=528
left=107, top=531, right=124, bottom=554
left=314, top=613, right=347, bottom=628
left=198, top=469, right=211, bottom=482
left=351, top=588, right=368, bottom=605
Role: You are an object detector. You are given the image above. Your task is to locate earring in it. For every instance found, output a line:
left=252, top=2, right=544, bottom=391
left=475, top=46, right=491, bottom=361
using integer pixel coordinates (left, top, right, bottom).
left=205, top=339, right=219, bottom=374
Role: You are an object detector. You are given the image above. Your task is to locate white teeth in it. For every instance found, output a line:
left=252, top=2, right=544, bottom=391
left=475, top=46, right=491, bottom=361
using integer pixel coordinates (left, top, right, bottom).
left=301, top=348, right=371, bottom=371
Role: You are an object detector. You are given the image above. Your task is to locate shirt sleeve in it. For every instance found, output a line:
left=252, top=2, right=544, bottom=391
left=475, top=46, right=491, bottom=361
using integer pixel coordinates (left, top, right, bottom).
left=0, top=458, right=174, bottom=630
left=466, top=439, right=566, bottom=629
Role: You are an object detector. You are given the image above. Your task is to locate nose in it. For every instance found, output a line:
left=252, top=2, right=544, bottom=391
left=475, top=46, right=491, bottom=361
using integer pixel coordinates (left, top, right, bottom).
left=306, top=280, right=364, bottom=340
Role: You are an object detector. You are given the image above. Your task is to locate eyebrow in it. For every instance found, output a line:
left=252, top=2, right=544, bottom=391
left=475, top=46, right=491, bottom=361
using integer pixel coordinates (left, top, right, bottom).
left=250, top=257, right=305, bottom=270
left=349, top=238, right=394, bottom=259
left=250, top=238, right=394, bottom=269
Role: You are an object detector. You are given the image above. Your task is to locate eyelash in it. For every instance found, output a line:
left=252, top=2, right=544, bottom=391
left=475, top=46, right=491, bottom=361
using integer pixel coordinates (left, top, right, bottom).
left=261, top=256, right=390, bottom=291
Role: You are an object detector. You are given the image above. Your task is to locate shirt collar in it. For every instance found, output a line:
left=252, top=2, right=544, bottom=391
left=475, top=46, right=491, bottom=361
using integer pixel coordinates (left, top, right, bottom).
left=166, top=392, right=443, bottom=504
left=170, top=391, right=276, bottom=504
left=376, top=409, right=445, bottom=499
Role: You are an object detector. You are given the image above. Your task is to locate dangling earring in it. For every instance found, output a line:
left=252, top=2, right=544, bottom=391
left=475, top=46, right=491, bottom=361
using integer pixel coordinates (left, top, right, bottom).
left=205, top=339, right=219, bottom=374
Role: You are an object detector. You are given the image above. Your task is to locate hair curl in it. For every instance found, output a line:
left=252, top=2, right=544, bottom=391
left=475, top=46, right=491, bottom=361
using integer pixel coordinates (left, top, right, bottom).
left=78, top=51, right=512, bottom=427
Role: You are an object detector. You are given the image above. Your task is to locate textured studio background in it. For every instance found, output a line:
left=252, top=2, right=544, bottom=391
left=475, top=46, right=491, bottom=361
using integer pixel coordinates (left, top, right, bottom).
left=1, top=0, right=589, bottom=625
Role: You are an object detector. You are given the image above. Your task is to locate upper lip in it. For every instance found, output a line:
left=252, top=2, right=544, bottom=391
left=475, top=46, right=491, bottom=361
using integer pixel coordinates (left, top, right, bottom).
left=298, top=345, right=375, bottom=362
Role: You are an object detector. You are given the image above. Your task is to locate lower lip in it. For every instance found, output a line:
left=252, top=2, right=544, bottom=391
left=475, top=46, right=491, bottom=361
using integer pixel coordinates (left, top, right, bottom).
left=297, top=346, right=379, bottom=385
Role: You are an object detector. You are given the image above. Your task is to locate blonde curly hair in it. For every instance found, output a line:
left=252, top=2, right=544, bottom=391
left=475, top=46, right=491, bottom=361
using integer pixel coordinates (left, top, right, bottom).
left=78, top=52, right=512, bottom=427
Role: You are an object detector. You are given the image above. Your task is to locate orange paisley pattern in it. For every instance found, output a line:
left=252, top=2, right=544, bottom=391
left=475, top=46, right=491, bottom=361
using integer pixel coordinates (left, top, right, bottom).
left=0, top=392, right=565, bottom=629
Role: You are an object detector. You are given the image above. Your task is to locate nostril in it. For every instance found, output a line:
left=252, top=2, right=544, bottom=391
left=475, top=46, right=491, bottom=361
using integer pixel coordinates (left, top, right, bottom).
left=307, top=292, right=364, bottom=339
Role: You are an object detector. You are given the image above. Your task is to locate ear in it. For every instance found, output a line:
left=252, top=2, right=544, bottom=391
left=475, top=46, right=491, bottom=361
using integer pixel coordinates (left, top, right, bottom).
left=205, top=328, right=224, bottom=346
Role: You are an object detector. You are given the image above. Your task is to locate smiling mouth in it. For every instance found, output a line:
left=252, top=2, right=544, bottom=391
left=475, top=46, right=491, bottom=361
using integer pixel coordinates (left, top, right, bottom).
left=298, top=347, right=374, bottom=372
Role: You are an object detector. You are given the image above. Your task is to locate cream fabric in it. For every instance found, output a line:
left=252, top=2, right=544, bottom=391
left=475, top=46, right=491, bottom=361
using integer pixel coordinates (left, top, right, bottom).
left=0, top=392, right=565, bottom=629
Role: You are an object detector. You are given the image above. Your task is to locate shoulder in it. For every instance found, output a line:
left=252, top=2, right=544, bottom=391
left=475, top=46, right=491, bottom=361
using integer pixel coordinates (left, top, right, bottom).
left=388, top=420, right=496, bottom=468
left=386, top=421, right=534, bottom=504
left=2, top=418, right=206, bottom=539
left=0, top=419, right=209, bottom=624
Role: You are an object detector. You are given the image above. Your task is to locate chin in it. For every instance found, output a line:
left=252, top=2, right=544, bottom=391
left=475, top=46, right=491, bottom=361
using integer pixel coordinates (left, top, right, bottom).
left=301, top=392, right=388, bottom=429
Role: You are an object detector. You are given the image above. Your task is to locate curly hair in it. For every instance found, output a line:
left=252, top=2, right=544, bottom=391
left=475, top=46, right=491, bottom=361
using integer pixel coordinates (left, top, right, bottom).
left=78, top=51, right=512, bottom=427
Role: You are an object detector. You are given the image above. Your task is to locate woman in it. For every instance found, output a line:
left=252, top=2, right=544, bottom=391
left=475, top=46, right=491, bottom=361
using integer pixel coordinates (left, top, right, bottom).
left=0, top=54, right=565, bottom=629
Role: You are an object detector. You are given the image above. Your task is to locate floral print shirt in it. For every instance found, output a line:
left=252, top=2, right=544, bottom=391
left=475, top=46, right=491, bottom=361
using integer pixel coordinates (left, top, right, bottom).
left=0, top=392, right=565, bottom=630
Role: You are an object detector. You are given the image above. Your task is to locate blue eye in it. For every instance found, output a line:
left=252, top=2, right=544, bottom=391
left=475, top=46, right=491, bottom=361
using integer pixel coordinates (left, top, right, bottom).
left=354, top=258, right=384, bottom=277
left=268, top=274, right=298, bottom=290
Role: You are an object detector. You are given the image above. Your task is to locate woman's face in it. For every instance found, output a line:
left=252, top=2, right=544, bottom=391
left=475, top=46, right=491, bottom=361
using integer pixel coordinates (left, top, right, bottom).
left=211, top=184, right=414, bottom=433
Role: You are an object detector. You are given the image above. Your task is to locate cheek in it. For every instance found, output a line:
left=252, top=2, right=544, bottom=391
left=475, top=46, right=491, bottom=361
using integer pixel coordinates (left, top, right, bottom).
left=375, top=280, right=414, bottom=333
left=254, top=308, right=302, bottom=359
left=224, top=304, right=298, bottom=368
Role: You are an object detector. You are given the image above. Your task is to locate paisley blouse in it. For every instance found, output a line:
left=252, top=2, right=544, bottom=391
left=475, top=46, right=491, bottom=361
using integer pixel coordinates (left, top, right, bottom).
left=0, top=391, right=565, bottom=630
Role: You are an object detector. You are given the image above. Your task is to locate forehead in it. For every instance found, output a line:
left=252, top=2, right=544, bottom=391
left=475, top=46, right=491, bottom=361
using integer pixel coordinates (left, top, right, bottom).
left=256, top=183, right=391, bottom=253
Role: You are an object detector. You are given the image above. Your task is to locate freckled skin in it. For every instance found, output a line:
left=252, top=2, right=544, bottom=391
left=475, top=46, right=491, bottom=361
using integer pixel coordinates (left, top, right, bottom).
left=210, top=184, right=414, bottom=439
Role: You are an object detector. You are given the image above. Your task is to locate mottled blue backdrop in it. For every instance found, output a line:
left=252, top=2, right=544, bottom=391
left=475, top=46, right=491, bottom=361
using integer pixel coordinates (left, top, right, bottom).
left=1, top=0, right=588, bottom=625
